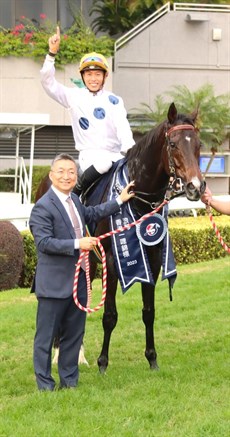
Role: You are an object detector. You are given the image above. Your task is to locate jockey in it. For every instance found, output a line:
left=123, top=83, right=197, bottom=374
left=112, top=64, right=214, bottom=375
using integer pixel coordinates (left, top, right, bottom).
left=40, top=26, right=135, bottom=195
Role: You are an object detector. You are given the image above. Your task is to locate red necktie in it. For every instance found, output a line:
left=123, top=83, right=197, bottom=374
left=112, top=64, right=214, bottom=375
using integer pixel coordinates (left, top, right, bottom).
left=66, top=197, right=86, bottom=270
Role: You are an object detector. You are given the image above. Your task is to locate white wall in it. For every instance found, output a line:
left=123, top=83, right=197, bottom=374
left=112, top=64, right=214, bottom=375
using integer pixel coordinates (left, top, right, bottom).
left=113, top=10, right=230, bottom=112
left=0, top=56, right=113, bottom=126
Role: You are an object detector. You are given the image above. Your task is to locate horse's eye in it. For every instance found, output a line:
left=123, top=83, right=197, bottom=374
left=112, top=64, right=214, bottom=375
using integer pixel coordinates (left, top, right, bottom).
left=170, top=141, right=176, bottom=148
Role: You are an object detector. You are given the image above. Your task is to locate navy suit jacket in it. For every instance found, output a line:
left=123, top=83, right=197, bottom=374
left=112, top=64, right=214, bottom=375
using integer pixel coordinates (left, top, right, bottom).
left=29, top=187, right=120, bottom=299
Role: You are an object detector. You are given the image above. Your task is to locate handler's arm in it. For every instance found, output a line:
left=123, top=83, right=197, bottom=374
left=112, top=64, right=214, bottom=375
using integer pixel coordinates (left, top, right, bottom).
left=201, top=186, right=230, bottom=215
left=209, top=198, right=230, bottom=215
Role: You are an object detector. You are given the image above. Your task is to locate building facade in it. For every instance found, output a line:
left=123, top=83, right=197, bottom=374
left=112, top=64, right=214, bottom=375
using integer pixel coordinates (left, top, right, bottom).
left=0, top=0, right=94, bottom=30
left=0, top=2, right=229, bottom=194
left=113, top=3, right=230, bottom=112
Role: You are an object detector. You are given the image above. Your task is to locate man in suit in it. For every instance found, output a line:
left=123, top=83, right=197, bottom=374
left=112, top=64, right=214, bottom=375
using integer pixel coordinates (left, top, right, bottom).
left=29, top=153, right=135, bottom=391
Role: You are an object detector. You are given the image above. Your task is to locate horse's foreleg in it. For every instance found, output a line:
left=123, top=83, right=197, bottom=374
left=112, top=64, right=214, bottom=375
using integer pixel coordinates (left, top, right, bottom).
left=142, top=283, right=159, bottom=370
left=97, top=253, right=118, bottom=374
left=97, top=303, right=117, bottom=373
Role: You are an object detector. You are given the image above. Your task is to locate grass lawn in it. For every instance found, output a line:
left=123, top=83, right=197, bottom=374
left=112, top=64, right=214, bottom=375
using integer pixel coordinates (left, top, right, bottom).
left=0, top=258, right=229, bottom=437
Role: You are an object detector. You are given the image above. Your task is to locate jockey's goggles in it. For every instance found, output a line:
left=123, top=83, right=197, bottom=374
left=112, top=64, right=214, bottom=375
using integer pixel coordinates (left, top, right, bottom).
left=79, top=52, right=109, bottom=73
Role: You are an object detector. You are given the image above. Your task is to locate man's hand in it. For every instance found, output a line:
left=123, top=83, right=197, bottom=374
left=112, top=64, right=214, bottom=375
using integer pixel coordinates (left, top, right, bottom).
left=79, top=237, right=98, bottom=251
left=119, top=181, right=135, bottom=203
left=48, top=26, right=60, bottom=54
left=201, top=186, right=213, bottom=206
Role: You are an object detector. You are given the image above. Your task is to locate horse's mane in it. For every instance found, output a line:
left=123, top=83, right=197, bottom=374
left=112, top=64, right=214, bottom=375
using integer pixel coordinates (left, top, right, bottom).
left=127, top=111, right=196, bottom=161
left=127, top=120, right=166, bottom=161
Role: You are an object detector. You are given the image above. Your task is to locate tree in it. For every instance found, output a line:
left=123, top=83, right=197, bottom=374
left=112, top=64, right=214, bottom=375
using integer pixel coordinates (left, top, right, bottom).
left=90, top=1, right=230, bottom=38
left=166, top=84, right=230, bottom=151
left=90, top=0, right=166, bottom=37
left=131, top=84, right=230, bottom=152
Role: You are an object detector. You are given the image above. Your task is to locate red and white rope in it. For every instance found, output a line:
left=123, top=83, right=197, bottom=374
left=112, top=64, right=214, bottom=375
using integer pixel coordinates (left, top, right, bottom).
left=73, top=199, right=168, bottom=313
left=73, top=199, right=230, bottom=313
left=208, top=211, right=230, bottom=254
left=73, top=241, right=107, bottom=313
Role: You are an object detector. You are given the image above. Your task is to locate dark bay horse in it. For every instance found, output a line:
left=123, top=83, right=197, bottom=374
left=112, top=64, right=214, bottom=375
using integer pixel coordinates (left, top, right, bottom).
left=35, top=102, right=205, bottom=372
left=88, top=102, right=205, bottom=372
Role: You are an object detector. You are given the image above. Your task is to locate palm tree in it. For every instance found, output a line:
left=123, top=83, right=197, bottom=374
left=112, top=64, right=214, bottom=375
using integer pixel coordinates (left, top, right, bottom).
left=166, top=84, right=230, bottom=151
left=130, top=84, right=230, bottom=152
left=89, top=1, right=230, bottom=37
left=90, top=0, right=166, bottom=37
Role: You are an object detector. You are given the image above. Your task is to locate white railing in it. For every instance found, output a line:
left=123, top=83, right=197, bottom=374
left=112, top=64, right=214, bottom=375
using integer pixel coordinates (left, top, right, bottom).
left=115, top=3, right=170, bottom=51
left=0, top=155, right=30, bottom=204
left=19, top=157, right=30, bottom=204
left=174, top=3, right=230, bottom=12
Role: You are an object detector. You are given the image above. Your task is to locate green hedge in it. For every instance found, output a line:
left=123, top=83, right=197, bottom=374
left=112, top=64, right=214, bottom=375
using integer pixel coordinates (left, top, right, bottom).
left=0, top=18, right=114, bottom=68
left=170, top=226, right=230, bottom=264
left=18, top=231, right=102, bottom=288
left=18, top=231, right=37, bottom=288
left=0, top=221, right=24, bottom=290
left=18, top=221, right=229, bottom=289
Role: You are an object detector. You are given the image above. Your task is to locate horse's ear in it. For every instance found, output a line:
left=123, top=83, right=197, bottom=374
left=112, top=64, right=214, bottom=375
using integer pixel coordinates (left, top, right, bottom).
left=167, top=102, right=177, bottom=123
left=189, top=107, right=199, bottom=123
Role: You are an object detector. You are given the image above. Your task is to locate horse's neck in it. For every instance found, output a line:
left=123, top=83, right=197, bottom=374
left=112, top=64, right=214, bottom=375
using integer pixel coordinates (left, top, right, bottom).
left=128, top=124, right=167, bottom=191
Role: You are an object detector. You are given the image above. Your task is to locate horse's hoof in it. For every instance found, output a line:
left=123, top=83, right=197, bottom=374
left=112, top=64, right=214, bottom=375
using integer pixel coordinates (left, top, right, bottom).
left=99, top=366, right=107, bottom=375
left=97, top=356, right=108, bottom=374
left=150, top=362, right=160, bottom=371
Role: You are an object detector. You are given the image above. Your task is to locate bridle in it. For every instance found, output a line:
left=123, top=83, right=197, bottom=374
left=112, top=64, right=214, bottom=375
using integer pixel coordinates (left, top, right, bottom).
left=165, top=123, right=196, bottom=198
left=133, top=123, right=197, bottom=210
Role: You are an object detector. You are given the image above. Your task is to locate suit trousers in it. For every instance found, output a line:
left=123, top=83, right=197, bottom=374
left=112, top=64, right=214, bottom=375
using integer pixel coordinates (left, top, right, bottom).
left=33, top=271, right=87, bottom=390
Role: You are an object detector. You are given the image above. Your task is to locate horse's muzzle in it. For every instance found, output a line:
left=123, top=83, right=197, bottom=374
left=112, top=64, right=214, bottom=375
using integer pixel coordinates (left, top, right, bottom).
left=185, top=179, right=206, bottom=201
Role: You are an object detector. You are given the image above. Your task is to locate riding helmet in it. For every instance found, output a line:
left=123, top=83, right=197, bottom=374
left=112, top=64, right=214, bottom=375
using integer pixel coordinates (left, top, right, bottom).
left=79, top=52, right=109, bottom=73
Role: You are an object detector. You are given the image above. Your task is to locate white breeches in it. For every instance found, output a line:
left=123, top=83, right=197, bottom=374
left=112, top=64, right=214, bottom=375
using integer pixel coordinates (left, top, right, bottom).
left=78, top=149, right=124, bottom=174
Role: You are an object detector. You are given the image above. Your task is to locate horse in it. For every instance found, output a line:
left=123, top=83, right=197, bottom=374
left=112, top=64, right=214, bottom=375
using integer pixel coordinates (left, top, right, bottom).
left=35, top=102, right=205, bottom=373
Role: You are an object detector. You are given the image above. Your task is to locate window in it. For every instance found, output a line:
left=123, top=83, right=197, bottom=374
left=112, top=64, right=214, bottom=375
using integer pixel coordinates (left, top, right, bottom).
left=15, top=0, right=56, bottom=27
left=0, top=0, right=93, bottom=30
left=0, top=0, right=12, bottom=28
left=0, top=0, right=57, bottom=28
left=199, top=156, right=225, bottom=174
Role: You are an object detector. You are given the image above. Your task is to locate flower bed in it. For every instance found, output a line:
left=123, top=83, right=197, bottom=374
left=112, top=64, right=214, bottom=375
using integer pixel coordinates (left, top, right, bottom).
left=0, top=13, right=114, bottom=68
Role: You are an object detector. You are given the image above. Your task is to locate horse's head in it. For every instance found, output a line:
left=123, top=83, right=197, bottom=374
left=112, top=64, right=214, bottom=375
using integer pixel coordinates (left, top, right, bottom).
left=164, top=102, right=205, bottom=201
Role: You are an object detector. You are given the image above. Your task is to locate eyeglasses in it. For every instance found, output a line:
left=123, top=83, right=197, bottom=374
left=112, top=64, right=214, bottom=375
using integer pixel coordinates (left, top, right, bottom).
left=51, top=170, right=77, bottom=177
